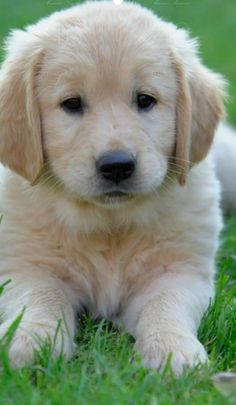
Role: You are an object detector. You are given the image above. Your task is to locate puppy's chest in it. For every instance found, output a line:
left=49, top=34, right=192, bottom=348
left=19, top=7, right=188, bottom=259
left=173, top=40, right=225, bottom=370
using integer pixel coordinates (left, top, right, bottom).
left=60, top=233, right=174, bottom=319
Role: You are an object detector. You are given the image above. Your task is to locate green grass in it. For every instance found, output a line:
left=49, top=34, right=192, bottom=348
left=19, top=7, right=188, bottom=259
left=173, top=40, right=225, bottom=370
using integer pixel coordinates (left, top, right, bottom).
left=0, top=260, right=236, bottom=405
left=0, top=0, right=236, bottom=404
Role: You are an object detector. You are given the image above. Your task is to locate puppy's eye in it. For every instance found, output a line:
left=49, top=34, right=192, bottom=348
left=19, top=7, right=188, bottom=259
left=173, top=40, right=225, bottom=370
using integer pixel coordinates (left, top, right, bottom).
left=60, top=97, right=84, bottom=114
left=137, top=94, right=157, bottom=112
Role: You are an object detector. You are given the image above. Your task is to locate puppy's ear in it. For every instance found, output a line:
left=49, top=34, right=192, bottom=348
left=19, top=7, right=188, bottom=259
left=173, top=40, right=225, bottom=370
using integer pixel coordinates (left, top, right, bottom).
left=0, top=30, right=44, bottom=183
left=174, top=56, right=225, bottom=185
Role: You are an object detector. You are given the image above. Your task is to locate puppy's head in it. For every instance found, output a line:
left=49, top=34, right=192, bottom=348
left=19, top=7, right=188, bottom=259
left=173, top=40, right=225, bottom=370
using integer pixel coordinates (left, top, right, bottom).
left=0, top=1, right=225, bottom=207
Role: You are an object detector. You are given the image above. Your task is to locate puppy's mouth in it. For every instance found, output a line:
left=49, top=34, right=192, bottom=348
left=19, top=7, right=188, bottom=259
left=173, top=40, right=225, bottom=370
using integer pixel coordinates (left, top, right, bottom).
left=96, top=190, right=134, bottom=205
left=104, top=191, right=127, bottom=197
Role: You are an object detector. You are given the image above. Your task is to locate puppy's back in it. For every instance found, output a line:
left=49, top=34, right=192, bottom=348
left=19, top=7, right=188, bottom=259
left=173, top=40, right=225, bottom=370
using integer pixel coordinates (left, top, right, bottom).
left=213, top=123, right=236, bottom=213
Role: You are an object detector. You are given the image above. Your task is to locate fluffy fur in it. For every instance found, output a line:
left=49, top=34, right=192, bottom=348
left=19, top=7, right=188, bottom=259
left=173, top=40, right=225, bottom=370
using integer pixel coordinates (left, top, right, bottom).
left=213, top=123, right=236, bottom=213
left=0, top=1, right=229, bottom=374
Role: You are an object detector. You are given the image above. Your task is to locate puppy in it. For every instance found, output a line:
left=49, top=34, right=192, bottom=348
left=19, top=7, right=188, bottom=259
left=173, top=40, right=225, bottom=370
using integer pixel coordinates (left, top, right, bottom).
left=0, top=1, right=226, bottom=374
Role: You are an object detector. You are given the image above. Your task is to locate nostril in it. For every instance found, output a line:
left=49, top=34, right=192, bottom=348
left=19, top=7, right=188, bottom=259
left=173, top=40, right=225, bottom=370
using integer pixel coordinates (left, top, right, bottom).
left=121, top=161, right=135, bottom=177
left=96, top=151, right=136, bottom=183
left=101, top=161, right=134, bottom=176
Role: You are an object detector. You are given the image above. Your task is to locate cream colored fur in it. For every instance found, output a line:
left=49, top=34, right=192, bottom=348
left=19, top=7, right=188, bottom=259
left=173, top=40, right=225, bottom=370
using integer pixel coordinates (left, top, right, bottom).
left=0, top=1, right=227, bottom=374
left=213, top=123, right=236, bottom=213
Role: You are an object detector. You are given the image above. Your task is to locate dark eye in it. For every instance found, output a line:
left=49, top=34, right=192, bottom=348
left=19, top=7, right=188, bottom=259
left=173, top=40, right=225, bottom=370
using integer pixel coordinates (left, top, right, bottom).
left=137, top=94, right=157, bottom=112
left=60, top=97, right=84, bottom=114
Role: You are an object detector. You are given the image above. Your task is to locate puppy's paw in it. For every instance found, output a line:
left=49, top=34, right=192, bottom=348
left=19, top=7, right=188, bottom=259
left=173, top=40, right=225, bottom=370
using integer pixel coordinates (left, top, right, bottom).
left=135, top=332, right=207, bottom=376
left=0, top=318, right=74, bottom=368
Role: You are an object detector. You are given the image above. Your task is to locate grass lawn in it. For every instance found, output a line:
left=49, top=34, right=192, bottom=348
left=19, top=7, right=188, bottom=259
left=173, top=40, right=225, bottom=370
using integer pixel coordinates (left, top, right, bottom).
left=0, top=1, right=236, bottom=404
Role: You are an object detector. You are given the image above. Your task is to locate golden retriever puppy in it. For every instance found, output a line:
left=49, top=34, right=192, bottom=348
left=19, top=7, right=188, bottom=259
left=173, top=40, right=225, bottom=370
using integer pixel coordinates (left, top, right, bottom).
left=0, top=1, right=225, bottom=374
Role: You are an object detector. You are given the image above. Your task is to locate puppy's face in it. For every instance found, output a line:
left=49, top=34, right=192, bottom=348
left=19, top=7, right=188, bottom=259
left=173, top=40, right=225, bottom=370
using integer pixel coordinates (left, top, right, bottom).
left=0, top=2, right=225, bottom=209
left=39, top=17, right=177, bottom=207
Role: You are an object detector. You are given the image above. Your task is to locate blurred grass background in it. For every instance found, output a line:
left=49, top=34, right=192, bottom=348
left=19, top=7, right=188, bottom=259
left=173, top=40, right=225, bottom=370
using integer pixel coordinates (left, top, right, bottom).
left=0, top=0, right=236, bottom=124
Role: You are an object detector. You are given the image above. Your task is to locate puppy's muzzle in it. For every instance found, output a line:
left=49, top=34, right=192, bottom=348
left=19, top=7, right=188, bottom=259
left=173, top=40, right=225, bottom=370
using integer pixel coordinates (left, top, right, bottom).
left=96, top=151, right=136, bottom=184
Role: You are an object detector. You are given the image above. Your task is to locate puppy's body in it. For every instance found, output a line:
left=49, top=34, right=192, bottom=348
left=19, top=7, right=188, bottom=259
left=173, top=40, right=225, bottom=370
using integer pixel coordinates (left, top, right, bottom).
left=213, top=123, right=236, bottom=213
left=0, top=157, right=221, bottom=372
left=0, top=1, right=227, bottom=373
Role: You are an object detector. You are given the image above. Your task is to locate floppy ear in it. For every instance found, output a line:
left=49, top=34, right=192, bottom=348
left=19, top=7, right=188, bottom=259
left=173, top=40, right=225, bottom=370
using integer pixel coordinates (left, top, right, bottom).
left=174, top=56, right=225, bottom=185
left=0, top=30, right=44, bottom=183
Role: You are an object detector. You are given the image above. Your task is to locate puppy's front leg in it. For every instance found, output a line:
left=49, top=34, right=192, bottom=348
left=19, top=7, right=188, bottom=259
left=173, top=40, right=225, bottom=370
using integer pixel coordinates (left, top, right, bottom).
left=0, top=273, right=76, bottom=367
left=122, top=272, right=212, bottom=375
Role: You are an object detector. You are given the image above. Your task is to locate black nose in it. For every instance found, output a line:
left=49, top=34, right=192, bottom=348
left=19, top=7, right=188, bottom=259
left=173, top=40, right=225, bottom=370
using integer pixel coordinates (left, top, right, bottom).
left=96, top=151, right=136, bottom=183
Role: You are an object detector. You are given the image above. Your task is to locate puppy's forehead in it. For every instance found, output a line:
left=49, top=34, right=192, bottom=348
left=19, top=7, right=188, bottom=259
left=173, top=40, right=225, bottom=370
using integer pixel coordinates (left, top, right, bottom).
left=42, top=7, right=170, bottom=72
left=39, top=4, right=177, bottom=102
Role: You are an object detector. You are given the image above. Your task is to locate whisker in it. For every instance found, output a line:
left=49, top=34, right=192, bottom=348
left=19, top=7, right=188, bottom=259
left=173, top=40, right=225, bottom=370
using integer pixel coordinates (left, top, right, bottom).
left=167, top=156, right=194, bottom=165
left=167, top=167, right=190, bottom=183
